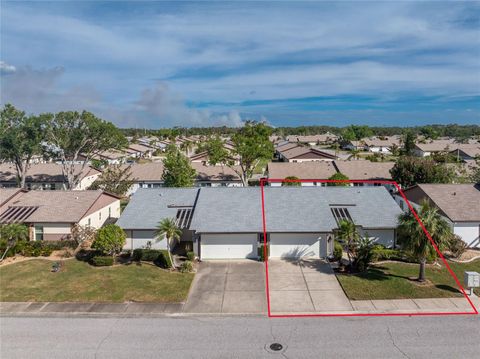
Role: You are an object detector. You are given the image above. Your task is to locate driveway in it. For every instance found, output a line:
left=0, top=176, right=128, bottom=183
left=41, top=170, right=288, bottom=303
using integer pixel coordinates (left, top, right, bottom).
left=183, top=260, right=267, bottom=314
left=268, top=258, right=353, bottom=314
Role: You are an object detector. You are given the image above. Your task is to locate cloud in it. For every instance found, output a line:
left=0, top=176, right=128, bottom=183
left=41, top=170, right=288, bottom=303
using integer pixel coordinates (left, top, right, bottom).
left=0, top=61, right=16, bottom=75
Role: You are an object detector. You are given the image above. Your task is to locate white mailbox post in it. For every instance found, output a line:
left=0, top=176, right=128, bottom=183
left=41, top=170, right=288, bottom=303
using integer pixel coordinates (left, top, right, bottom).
left=464, top=271, right=480, bottom=296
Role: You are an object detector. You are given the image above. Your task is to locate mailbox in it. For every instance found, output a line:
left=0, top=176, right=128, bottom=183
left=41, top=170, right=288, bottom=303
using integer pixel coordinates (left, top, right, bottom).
left=464, top=271, right=480, bottom=289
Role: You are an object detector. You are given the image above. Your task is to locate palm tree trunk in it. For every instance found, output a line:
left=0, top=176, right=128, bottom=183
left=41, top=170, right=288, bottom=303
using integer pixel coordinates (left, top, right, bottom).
left=166, top=237, right=174, bottom=269
left=418, top=258, right=426, bottom=282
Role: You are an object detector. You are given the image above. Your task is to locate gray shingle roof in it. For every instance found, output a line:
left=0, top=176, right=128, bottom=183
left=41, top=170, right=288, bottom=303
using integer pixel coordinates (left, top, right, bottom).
left=118, top=187, right=402, bottom=233
left=116, top=188, right=199, bottom=229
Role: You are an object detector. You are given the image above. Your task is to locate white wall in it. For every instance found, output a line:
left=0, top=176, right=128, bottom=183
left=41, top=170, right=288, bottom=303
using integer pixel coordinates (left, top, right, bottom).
left=452, top=222, right=480, bottom=248
left=359, top=228, right=396, bottom=248
left=78, top=200, right=121, bottom=229
left=269, top=232, right=321, bottom=258
left=76, top=173, right=100, bottom=190
left=123, top=230, right=168, bottom=251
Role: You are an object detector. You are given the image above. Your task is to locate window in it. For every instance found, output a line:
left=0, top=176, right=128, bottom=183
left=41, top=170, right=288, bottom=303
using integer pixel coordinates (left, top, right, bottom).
left=258, top=232, right=269, bottom=243
left=50, top=183, right=56, bottom=190
left=330, top=206, right=354, bottom=224
left=34, top=226, right=44, bottom=241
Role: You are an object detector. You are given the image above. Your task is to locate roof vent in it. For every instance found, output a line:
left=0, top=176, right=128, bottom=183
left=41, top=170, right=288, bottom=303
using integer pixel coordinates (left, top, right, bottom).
left=75, top=196, right=79, bottom=200
left=453, top=192, right=456, bottom=196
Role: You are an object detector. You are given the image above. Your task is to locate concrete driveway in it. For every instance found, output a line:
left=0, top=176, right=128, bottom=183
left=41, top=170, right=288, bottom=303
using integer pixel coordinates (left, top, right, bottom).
left=183, top=260, right=266, bottom=314
left=268, top=258, right=353, bottom=314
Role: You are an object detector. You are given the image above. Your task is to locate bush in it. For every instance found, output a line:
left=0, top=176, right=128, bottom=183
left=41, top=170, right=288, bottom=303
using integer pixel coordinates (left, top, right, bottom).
left=353, top=237, right=374, bottom=272
left=258, top=244, right=269, bottom=262
left=333, top=241, right=343, bottom=261
left=91, top=224, right=126, bottom=255
left=75, top=249, right=99, bottom=262
left=132, top=248, right=162, bottom=262
left=91, top=256, right=114, bottom=266
left=43, top=240, right=78, bottom=250
left=180, top=260, right=194, bottom=273
left=186, top=251, right=195, bottom=261
left=446, top=234, right=467, bottom=258
left=157, top=250, right=173, bottom=269
left=371, top=245, right=401, bottom=262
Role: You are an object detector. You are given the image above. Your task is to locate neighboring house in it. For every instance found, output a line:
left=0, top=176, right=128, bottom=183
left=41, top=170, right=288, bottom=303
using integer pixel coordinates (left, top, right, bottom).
left=118, top=186, right=402, bottom=259
left=278, top=145, right=337, bottom=163
left=0, top=189, right=121, bottom=241
left=396, top=184, right=480, bottom=248
left=267, top=160, right=395, bottom=188
left=123, top=162, right=165, bottom=195
left=0, top=163, right=101, bottom=190
left=126, top=143, right=154, bottom=159
left=449, top=145, right=480, bottom=162
left=342, top=140, right=365, bottom=151
left=191, top=163, right=243, bottom=187
left=89, top=150, right=128, bottom=165
left=189, top=150, right=240, bottom=166
left=363, top=136, right=401, bottom=154
left=286, top=133, right=338, bottom=146
left=411, top=139, right=479, bottom=157
left=267, top=161, right=337, bottom=186
left=332, top=161, right=395, bottom=190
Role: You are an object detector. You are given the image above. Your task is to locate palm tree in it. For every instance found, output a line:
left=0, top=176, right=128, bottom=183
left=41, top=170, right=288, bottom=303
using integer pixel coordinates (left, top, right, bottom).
left=155, top=218, right=182, bottom=267
left=0, top=224, right=29, bottom=261
left=397, top=200, right=452, bottom=282
left=334, top=220, right=359, bottom=266
left=348, top=149, right=361, bottom=160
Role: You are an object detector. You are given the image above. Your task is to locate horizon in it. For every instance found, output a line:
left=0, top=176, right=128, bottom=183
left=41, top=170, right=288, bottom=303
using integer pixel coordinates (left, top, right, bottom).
left=1, top=1, right=479, bottom=128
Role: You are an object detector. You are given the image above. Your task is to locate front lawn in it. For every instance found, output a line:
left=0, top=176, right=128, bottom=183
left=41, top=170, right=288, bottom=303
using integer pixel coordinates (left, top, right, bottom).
left=336, top=259, right=480, bottom=300
left=0, top=259, right=194, bottom=303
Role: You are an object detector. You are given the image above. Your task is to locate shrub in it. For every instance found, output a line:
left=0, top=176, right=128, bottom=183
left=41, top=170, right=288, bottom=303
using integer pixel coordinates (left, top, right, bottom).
left=75, top=249, right=99, bottom=262
left=91, top=256, right=114, bottom=266
left=371, top=245, right=401, bottom=262
left=353, top=236, right=374, bottom=272
left=43, top=240, right=78, bottom=250
left=446, top=234, right=467, bottom=258
left=258, top=244, right=269, bottom=262
left=180, top=260, right=194, bottom=273
left=141, top=249, right=162, bottom=262
left=186, top=251, right=195, bottom=261
left=157, top=250, right=173, bottom=269
left=132, top=248, right=143, bottom=261
left=333, top=241, right=343, bottom=261
left=91, top=224, right=126, bottom=255
left=40, top=246, right=53, bottom=257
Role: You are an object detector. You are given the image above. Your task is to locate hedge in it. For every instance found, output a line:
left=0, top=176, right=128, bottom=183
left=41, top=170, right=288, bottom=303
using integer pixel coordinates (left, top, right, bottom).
left=131, top=249, right=172, bottom=269
left=0, top=240, right=56, bottom=258
left=186, top=251, right=195, bottom=261
left=91, top=256, right=114, bottom=266
left=158, top=250, right=173, bottom=269
left=258, top=244, right=269, bottom=262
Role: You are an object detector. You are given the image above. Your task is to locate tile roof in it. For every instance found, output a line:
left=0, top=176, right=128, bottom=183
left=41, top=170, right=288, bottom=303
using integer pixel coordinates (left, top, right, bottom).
left=0, top=190, right=119, bottom=223
left=333, top=161, right=395, bottom=180
left=116, top=188, right=200, bottom=229
left=0, top=163, right=100, bottom=183
left=363, top=136, right=401, bottom=147
left=120, top=162, right=164, bottom=182
left=280, top=146, right=336, bottom=160
left=191, top=163, right=241, bottom=181
left=267, top=161, right=337, bottom=179
left=406, top=184, right=480, bottom=222
left=286, top=134, right=338, bottom=143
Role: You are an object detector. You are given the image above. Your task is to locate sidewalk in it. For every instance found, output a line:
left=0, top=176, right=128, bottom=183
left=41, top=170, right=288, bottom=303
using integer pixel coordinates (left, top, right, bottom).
left=1, top=295, right=478, bottom=317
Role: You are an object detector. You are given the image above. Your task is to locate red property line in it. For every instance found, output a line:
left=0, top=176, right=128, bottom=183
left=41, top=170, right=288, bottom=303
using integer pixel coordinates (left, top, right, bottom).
left=259, top=178, right=478, bottom=318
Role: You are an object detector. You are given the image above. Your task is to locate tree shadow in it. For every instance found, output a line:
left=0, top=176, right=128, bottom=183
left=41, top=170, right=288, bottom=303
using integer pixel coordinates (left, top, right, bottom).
left=435, top=284, right=460, bottom=294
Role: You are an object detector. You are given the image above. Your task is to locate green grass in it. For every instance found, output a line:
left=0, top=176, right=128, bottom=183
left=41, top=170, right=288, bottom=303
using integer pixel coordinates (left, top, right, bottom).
left=0, top=259, right=194, bottom=303
left=336, top=260, right=480, bottom=300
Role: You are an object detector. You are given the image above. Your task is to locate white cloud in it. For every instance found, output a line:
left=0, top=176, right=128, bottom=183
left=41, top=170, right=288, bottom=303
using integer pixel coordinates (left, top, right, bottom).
left=0, top=61, right=16, bottom=74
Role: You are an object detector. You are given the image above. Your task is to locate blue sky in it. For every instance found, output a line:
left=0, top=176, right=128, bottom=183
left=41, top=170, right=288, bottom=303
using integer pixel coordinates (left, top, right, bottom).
left=1, top=1, right=479, bottom=128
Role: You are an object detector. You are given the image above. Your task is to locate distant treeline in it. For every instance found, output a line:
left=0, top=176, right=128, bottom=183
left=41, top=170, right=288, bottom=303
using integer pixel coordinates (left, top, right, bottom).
left=121, top=124, right=480, bottom=141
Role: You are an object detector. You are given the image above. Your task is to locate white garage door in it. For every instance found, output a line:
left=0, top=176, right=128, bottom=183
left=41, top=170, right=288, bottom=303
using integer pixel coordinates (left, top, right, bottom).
left=201, top=233, right=258, bottom=259
left=270, top=233, right=321, bottom=258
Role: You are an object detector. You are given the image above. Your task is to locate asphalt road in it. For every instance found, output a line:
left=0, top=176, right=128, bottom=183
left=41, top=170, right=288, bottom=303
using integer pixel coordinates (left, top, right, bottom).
left=1, top=315, right=479, bottom=358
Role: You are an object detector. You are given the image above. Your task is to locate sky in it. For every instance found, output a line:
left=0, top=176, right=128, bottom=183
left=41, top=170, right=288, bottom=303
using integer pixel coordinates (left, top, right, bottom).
left=1, top=1, right=479, bottom=128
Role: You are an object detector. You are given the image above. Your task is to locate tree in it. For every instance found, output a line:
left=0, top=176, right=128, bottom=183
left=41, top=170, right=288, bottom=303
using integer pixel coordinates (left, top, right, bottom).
left=89, top=165, right=135, bottom=197
left=205, top=121, right=274, bottom=186
left=327, top=172, right=350, bottom=186
left=341, top=125, right=373, bottom=141
left=334, top=220, right=359, bottom=267
left=155, top=218, right=182, bottom=268
left=348, top=149, right=361, bottom=160
left=0, top=224, right=29, bottom=261
left=162, top=145, right=196, bottom=187
left=401, top=130, right=416, bottom=156
left=91, top=224, right=126, bottom=256
left=0, top=104, right=45, bottom=188
left=44, top=111, right=127, bottom=189
left=282, top=176, right=301, bottom=186
left=390, top=157, right=455, bottom=188
left=397, top=201, right=452, bottom=282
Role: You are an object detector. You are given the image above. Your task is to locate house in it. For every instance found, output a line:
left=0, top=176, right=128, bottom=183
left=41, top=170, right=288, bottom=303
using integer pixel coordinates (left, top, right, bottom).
left=189, top=150, right=240, bottom=165
left=449, top=145, right=480, bottom=162
left=396, top=184, right=480, bottom=248
left=0, top=189, right=121, bottom=241
left=0, top=163, right=101, bottom=190
left=363, top=136, right=401, bottom=154
left=342, top=140, right=365, bottom=151
left=90, top=150, right=128, bottom=165
left=277, top=145, right=337, bottom=162
left=119, top=162, right=242, bottom=195
left=267, top=162, right=337, bottom=186
left=126, top=143, right=154, bottom=159
left=286, top=133, right=338, bottom=146
left=118, top=186, right=402, bottom=259
left=191, top=163, right=243, bottom=187
left=332, top=161, right=395, bottom=189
